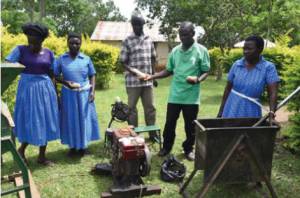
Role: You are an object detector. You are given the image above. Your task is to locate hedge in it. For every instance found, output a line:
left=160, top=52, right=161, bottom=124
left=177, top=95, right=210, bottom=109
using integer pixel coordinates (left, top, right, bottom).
left=281, top=45, right=300, bottom=153
left=1, top=27, right=119, bottom=112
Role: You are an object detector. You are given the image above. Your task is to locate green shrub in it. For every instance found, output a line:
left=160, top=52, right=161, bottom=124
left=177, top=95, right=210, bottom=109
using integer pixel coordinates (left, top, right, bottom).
left=114, top=57, right=124, bottom=74
left=281, top=45, right=300, bottom=153
left=81, top=38, right=119, bottom=89
left=1, top=27, right=120, bottom=112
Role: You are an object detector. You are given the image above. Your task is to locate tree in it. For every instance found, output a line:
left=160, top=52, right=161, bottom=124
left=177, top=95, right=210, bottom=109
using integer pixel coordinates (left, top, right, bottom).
left=137, top=0, right=300, bottom=79
left=1, top=0, right=126, bottom=36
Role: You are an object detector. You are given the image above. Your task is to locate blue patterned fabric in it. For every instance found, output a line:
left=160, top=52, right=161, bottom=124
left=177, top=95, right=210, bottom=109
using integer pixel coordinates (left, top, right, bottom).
left=54, top=52, right=100, bottom=149
left=222, top=56, right=280, bottom=118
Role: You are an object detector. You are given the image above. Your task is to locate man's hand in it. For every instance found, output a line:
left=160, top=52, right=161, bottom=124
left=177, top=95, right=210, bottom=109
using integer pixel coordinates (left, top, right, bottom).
left=143, top=74, right=153, bottom=81
left=186, top=76, right=198, bottom=84
left=89, top=92, right=95, bottom=102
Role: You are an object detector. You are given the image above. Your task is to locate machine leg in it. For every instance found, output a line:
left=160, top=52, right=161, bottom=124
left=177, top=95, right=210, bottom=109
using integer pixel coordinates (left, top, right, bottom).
left=245, top=137, right=278, bottom=198
left=196, top=135, right=245, bottom=198
left=180, top=169, right=198, bottom=194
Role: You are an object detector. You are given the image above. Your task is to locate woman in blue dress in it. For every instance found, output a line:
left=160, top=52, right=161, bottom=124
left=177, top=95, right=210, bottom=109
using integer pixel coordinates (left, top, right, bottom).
left=218, top=35, right=280, bottom=121
left=54, top=32, right=100, bottom=156
left=5, top=23, right=60, bottom=165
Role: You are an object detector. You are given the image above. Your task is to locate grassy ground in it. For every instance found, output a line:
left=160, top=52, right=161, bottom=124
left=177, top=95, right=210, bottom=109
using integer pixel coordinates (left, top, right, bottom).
left=1, top=75, right=300, bottom=198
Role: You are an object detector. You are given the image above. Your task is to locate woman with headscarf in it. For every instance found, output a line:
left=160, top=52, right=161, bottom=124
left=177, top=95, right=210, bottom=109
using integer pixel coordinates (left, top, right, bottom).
left=217, top=35, right=280, bottom=121
left=54, top=32, right=100, bottom=157
left=5, top=23, right=60, bottom=165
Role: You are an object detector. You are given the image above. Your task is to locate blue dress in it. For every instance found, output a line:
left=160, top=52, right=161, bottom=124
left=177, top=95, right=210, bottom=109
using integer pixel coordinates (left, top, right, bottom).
left=222, top=57, right=280, bottom=118
left=54, top=52, right=100, bottom=149
left=5, top=45, right=60, bottom=146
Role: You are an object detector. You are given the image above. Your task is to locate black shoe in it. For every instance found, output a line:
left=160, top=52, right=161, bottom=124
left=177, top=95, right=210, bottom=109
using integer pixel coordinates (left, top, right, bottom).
left=184, top=151, right=195, bottom=161
left=67, top=148, right=77, bottom=157
left=79, top=149, right=91, bottom=157
left=158, top=148, right=170, bottom=157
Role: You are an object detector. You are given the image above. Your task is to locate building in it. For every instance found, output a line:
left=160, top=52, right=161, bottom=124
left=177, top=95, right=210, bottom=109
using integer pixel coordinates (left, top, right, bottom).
left=91, top=21, right=180, bottom=67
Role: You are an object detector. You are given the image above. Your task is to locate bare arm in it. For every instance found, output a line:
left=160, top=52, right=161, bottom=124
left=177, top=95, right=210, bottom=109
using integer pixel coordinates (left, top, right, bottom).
left=89, top=75, right=96, bottom=102
left=197, top=72, right=209, bottom=83
left=54, top=76, right=75, bottom=88
left=217, top=81, right=233, bottom=117
left=267, top=82, right=278, bottom=119
left=150, top=69, right=173, bottom=80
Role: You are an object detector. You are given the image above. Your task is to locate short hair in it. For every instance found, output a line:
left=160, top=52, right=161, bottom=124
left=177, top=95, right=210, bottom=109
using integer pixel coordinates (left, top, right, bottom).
left=131, top=10, right=145, bottom=25
left=179, top=21, right=195, bottom=33
left=67, top=32, right=82, bottom=41
left=245, top=35, right=264, bottom=51
left=22, top=23, right=49, bottom=39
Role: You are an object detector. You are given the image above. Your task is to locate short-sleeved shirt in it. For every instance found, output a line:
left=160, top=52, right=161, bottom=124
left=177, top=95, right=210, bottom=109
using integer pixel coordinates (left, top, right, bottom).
left=222, top=56, right=280, bottom=118
left=166, top=43, right=210, bottom=104
left=5, top=45, right=55, bottom=75
left=120, top=33, right=156, bottom=87
left=54, top=52, right=96, bottom=85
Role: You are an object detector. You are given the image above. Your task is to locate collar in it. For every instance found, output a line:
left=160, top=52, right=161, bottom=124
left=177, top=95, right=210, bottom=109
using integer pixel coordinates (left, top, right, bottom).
left=238, top=56, right=265, bottom=70
left=62, top=52, right=84, bottom=59
left=130, top=33, right=148, bottom=40
left=179, top=42, right=196, bottom=53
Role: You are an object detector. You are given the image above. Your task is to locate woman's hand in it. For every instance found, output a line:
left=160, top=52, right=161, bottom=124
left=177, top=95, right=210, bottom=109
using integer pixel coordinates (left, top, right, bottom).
left=89, top=92, right=95, bottom=102
left=268, top=111, right=278, bottom=126
left=217, top=111, right=222, bottom=118
left=66, top=81, right=80, bottom=89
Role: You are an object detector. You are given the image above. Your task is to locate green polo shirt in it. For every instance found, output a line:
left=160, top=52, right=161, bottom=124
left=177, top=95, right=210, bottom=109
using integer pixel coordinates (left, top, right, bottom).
left=166, top=43, right=210, bottom=104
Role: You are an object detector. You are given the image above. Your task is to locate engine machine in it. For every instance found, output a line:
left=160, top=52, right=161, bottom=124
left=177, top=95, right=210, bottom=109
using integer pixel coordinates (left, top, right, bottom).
left=101, top=127, right=161, bottom=198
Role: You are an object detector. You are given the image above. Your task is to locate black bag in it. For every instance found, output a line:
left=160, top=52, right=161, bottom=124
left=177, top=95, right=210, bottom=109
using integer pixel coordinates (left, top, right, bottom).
left=160, top=155, right=186, bottom=182
left=111, top=101, right=130, bottom=122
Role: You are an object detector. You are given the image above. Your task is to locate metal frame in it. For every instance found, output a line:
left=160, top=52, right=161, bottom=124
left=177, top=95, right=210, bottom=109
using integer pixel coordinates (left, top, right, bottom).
left=180, top=133, right=278, bottom=198
left=1, top=137, right=31, bottom=198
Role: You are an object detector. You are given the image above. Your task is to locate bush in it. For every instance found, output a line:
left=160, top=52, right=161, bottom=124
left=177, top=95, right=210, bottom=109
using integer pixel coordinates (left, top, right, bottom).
left=1, top=27, right=120, bottom=112
left=281, top=45, right=300, bottom=153
left=81, top=38, right=119, bottom=89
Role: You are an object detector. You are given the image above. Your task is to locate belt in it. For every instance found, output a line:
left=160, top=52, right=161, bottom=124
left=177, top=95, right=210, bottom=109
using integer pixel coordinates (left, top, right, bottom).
left=63, top=83, right=91, bottom=92
left=231, top=89, right=268, bottom=112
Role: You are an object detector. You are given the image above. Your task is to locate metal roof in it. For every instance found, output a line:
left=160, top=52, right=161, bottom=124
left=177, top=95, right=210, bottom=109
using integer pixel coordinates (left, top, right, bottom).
left=91, top=21, right=179, bottom=42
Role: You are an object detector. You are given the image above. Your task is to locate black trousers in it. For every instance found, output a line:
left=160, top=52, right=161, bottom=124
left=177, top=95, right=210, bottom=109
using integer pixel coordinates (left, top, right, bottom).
left=162, top=103, right=199, bottom=153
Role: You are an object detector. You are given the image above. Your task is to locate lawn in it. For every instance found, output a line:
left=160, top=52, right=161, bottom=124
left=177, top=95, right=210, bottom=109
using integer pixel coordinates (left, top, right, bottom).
left=1, top=74, right=300, bottom=198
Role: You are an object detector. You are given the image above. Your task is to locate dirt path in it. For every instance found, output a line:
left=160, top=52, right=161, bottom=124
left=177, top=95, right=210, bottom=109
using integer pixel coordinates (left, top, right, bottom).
left=274, top=107, right=293, bottom=123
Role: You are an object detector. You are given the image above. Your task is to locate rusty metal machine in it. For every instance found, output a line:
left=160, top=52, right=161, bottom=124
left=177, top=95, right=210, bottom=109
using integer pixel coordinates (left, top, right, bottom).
left=100, top=127, right=161, bottom=198
left=180, top=117, right=280, bottom=198
left=180, top=87, right=300, bottom=198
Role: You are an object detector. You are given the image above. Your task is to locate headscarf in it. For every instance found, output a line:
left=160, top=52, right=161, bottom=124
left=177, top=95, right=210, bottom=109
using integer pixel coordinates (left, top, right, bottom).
left=22, top=23, right=49, bottom=39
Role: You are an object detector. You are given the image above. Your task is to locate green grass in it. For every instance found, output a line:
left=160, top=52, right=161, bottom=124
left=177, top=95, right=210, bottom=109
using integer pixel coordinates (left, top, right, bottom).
left=1, top=75, right=300, bottom=198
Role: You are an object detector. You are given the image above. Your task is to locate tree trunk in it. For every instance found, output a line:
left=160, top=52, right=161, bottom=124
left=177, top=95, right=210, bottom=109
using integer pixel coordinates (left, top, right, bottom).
left=39, top=0, right=46, bottom=20
left=216, top=47, right=224, bottom=81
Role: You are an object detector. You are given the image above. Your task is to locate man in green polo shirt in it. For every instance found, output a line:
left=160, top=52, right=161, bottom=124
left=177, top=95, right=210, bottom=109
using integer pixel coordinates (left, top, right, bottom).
left=144, top=21, right=210, bottom=161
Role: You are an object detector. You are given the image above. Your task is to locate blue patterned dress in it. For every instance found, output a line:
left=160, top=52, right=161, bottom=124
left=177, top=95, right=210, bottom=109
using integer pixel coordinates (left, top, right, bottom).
left=6, top=45, right=60, bottom=146
left=54, top=52, right=100, bottom=149
left=222, top=57, right=280, bottom=118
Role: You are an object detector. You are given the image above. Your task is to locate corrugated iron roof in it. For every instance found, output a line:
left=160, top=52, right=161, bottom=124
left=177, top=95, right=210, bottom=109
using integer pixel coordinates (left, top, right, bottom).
left=91, top=21, right=179, bottom=42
